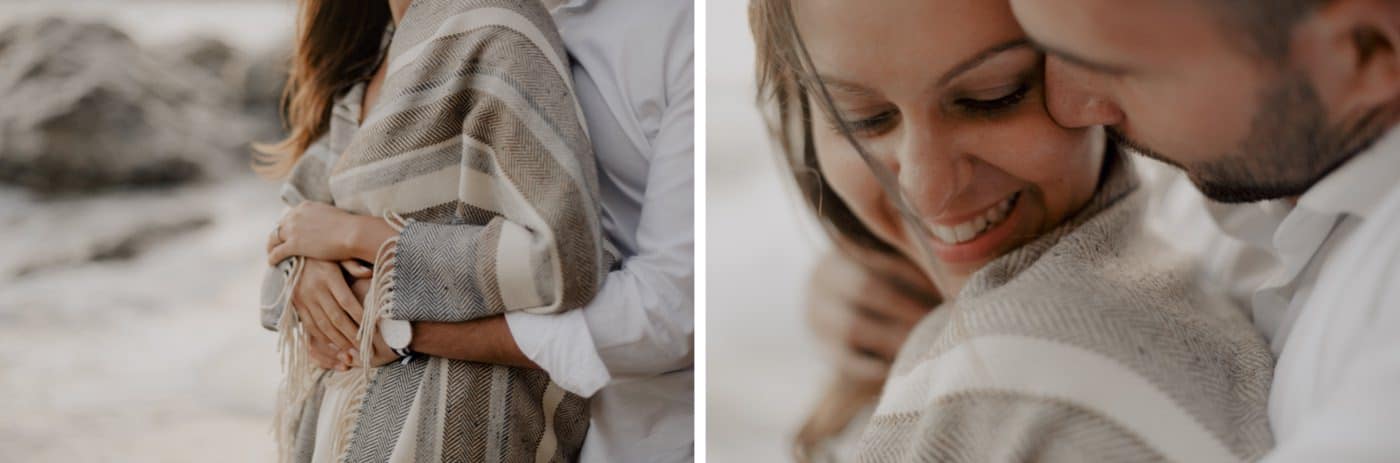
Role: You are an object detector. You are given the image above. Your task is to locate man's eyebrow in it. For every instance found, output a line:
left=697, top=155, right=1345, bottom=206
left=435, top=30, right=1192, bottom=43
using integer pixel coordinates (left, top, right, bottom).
left=937, top=38, right=1033, bottom=86
left=1029, top=40, right=1132, bottom=75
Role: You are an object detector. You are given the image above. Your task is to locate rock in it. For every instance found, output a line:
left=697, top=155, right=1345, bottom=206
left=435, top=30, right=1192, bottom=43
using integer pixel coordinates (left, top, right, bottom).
left=236, top=44, right=290, bottom=140
left=169, top=36, right=242, bottom=85
left=0, top=18, right=258, bottom=195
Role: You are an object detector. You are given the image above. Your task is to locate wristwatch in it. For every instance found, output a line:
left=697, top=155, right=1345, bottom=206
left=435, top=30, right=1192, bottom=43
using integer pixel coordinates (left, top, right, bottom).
left=381, top=319, right=414, bottom=362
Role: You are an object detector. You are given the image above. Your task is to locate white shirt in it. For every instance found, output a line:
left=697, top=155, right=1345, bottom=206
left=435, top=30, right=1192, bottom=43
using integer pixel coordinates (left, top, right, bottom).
left=1262, top=127, right=1400, bottom=462
left=504, top=1, right=694, bottom=462
left=1142, top=126, right=1400, bottom=461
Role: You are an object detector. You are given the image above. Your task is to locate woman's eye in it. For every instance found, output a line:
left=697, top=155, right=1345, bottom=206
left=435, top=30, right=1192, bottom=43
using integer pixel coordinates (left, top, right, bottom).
left=956, top=83, right=1031, bottom=115
left=833, top=110, right=899, bottom=137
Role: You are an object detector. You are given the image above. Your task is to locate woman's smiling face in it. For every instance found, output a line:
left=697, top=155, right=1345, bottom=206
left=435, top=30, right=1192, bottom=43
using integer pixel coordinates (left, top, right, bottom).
left=794, top=0, right=1105, bottom=293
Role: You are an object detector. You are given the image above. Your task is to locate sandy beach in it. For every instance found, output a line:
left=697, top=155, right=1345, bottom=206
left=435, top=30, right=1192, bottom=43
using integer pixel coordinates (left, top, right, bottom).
left=0, top=2, right=291, bottom=461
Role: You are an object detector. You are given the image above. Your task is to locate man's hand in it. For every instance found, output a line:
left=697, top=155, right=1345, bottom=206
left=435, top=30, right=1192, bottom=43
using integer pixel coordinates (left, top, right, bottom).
left=806, top=246, right=939, bottom=384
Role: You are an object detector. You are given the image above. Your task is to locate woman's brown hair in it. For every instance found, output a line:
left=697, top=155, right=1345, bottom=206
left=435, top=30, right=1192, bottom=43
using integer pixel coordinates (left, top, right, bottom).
left=253, top=0, right=392, bottom=178
left=749, top=0, right=895, bottom=257
left=750, top=1, right=897, bottom=461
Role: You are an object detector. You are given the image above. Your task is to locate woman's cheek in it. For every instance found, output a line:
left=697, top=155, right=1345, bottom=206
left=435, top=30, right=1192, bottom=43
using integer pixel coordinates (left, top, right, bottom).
left=972, top=107, right=1101, bottom=218
left=814, top=133, right=907, bottom=254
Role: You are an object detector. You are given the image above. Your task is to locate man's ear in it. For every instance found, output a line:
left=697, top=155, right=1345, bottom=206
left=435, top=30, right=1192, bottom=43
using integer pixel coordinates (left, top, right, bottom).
left=1294, top=0, right=1400, bottom=118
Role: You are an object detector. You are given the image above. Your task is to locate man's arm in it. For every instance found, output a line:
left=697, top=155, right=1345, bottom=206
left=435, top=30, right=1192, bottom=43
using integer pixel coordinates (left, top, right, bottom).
left=503, top=19, right=697, bottom=395
left=411, top=317, right=538, bottom=369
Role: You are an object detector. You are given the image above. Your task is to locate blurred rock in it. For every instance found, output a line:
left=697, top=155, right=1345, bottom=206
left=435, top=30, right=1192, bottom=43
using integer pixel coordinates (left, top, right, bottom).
left=238, top=44, right=289, bottom=139
left=0, top=18, right=259, bottom=195
left=168, top=34, right=288, bottom=140
left=170, top=36, right=241, bottom=85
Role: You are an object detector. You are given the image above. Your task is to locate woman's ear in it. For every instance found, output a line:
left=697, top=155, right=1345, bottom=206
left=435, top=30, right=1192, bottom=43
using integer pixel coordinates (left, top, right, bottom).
left=1295, top=0, right=1400, bottom=118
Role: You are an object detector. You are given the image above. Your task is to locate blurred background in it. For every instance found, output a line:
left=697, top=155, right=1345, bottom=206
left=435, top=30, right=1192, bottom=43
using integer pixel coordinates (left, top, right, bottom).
left=707, top=0, right=836, bottom=460
left=0, top=1, right=294, bottom=461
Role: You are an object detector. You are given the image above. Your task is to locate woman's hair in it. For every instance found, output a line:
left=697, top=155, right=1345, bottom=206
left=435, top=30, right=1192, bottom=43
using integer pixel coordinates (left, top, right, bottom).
left=253, top=0, right=392, bottom=178
left=749, top=0, right=896, bottom=256
left=751, top=1, right=910, bottom=461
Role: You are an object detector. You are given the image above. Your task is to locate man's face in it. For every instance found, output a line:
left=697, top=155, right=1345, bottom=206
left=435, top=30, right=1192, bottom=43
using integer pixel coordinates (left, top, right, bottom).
left=1010, top=0, right=1345, bottom=203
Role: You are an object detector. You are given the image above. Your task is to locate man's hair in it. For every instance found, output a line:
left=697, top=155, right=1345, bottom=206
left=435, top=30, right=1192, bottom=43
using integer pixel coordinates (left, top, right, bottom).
left=1206, top=0, right=1325, bottom=59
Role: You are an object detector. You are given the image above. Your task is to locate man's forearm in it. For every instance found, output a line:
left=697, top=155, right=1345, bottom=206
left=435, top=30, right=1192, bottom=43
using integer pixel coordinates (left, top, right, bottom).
left=411, top=315, right=540, bottom=369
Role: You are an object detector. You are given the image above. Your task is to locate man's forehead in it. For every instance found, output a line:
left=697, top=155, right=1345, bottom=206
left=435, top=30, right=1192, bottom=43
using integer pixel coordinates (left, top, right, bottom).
left=1010, top=0, right=1223, bottom=71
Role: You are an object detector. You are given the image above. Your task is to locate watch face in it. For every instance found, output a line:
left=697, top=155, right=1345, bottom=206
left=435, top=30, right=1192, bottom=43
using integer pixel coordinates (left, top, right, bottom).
left=380, top=319, right=413, bottom=350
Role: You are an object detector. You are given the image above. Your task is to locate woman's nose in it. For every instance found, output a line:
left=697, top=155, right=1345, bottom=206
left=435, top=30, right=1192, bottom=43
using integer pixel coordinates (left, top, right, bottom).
left=1043, top=56, right=1125, bottom=129
left=894, top=129, right=963, bottom=221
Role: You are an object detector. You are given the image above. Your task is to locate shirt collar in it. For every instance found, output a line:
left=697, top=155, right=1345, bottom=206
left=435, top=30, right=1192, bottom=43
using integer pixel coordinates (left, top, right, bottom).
left=550, top=0, right=591, bottom=12
left=1297, top=126, right=1400, bottom=219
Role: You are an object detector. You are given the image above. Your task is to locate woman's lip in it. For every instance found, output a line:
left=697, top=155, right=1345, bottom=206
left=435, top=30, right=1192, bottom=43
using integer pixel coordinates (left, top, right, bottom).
left=922, top=191, right=1024, bottom=265
left=925, top=194, right=1018, bottom=227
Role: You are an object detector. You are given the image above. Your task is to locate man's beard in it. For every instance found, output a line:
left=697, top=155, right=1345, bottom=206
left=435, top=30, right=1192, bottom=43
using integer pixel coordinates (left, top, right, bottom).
left=1109, top=72, right=1365, bottom=204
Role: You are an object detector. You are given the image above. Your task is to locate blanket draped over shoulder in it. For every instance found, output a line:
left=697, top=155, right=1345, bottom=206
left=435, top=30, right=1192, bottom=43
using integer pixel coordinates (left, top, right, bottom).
left=857, top=155, right=1275, bottom=463
left=259, top=1, right=613, bottom=461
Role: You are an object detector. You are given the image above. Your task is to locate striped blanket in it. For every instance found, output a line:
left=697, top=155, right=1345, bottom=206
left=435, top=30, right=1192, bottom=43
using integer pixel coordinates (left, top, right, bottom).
left=857, top=155, right=1275, bottom=462
left=259, top=1, right=611, bottom=461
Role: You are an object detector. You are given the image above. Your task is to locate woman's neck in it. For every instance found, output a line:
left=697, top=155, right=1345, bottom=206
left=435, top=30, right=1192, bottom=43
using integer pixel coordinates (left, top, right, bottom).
left=388, top=0, right=413, bottom=25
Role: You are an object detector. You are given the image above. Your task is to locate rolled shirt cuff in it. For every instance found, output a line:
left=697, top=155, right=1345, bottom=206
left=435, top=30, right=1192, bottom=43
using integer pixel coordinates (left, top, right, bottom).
left=505, top=309, right=612, bottom=396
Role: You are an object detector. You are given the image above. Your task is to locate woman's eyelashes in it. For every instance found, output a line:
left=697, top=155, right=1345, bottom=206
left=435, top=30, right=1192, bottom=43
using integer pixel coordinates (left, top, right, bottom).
left=827, top=78, right=1036, bottom=138
left=839, top=109, right=900, bottom=137
left=954, top=82, right=1031, bottom=116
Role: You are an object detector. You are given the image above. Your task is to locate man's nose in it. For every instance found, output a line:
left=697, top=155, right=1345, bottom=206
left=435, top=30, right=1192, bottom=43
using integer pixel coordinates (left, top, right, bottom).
left=1043, top=56, right=1125, bottom=129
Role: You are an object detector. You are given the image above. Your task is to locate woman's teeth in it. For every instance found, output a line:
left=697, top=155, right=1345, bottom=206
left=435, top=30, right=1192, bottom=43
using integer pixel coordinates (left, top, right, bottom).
left=928, top=192, right=1019, bottom=245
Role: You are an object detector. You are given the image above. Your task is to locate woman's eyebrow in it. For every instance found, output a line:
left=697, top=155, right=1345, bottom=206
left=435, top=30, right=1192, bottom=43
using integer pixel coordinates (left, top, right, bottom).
left=814, top=38, right=1035, bottom=98
left=816, top=75, right=879, bottom=97
left=937, top=38, right=1033, bottom=87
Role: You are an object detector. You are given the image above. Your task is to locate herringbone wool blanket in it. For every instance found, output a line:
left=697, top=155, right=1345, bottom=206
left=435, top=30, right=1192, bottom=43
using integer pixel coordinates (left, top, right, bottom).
left=260, top=1, right=610, bottom=461
left=858, top=155, right=1275, bottom=462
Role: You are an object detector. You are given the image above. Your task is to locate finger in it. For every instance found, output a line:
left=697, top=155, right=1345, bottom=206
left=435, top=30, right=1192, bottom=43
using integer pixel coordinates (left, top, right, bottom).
left=328, top=276, right=365, bottom=325
left=350, top=278, right=372, bottom=302
left=819, top=251, right=933, bottom=328
left=312, top=289, right=358, bottom=351
left=827, top=243, right=940, bottom=305
left=291, top=300, right=332, bottom=349
left=308, top=342, right=338, bottom=370
left=269, top=242, right=293, bottom=267
left=862, top=249, right=936, bottom=294
left=806, top=295, right=854, bottom=343
left=341, top=260, right=374, bottom=279
left=846, top=312, right=905, bottom=362
left=302, top=286, right=353, bottom=351
left=834, top=347, right=891, bottom=384
left=267, top=227, right=282, bottom=256
left=854, top=275, right=933, bottom=328
left=306, top=332, right=341, bottom=370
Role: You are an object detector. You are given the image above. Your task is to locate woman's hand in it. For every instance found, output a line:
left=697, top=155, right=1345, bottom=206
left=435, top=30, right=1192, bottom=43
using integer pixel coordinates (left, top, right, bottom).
left=307, top=268, right=402, bottom=370
left=267, top=202, right=398, bottom=266
left=806, top=244, right=940, bottom=384
left=292, top=258, right=364, bottom=368
left=351, top=273, right=402, bottom=368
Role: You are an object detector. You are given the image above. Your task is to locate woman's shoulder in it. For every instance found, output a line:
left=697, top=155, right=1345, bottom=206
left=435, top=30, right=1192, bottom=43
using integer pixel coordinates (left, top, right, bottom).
left=950, top=183, right=1260, bottom=354
left=877, top=282, right=1274, bottom=460
left=391, top=0, right=564, bottom=52
left=881, top=197, right=1274, bottom=460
